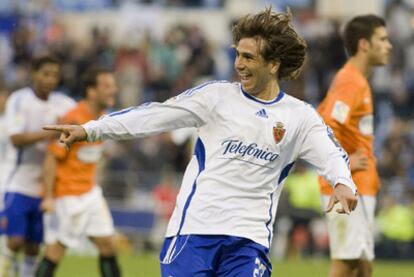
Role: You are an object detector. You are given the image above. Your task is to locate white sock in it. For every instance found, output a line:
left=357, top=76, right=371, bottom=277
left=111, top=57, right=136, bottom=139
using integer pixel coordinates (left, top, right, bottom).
left=20, top=255, right=38, bottom=277
left=0, top=246, right=18, bottom=277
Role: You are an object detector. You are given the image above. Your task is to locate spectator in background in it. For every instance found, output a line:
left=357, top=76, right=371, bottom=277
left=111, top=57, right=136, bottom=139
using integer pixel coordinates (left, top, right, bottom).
left=0, top=55, right=75, bottom=277
left=318, top=15, right=392, bottom=277
left=284, top=162, right=322, bottom=258
left=149, top=170, right=179, bottom=250
left=376, top=195, right=414, bottom=260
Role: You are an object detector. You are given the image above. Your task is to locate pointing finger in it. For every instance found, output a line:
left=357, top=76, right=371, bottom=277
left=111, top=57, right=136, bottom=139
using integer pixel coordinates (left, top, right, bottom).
left=326, top=196, right=336, bottom=213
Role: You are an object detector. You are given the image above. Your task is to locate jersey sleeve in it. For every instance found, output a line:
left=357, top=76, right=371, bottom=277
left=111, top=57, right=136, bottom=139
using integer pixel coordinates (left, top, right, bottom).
left=83, top=82, right=222, bottom=142
left=5, top=94, right=27, bottom=136
left=297, top=105, right=356, bottom=194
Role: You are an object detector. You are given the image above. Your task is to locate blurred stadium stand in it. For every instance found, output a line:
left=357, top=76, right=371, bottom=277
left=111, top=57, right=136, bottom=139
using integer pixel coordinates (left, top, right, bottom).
left=0, top=0, right=413, bottom=259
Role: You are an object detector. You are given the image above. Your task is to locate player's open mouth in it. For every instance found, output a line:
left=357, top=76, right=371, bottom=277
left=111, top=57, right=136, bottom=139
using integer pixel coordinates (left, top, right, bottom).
left=239, top=73, right=252, bottom=83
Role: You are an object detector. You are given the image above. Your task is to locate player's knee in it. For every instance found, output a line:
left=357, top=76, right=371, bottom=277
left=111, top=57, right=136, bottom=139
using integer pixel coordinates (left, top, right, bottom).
left=7, top=236, right=25, bottom=251
left=45, top=243, right=66, bottom=263
left=25, top=242, right=40, bottom=256
left=93, top=236, right=116, bottom=256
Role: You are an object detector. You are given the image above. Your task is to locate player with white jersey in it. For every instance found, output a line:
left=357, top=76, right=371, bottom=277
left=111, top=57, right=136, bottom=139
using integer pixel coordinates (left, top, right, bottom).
left=0, top=85, right=10, bottom=239
left=0, top=55, right=75, bottom=277
left=45, top=9, right=358, bottom=277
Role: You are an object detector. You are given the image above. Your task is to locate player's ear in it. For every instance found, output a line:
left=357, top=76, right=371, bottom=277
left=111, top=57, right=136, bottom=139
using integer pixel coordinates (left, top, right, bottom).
left=358, top=38, right=370, bottom=53
left=269, top=60, right=280, bottom=75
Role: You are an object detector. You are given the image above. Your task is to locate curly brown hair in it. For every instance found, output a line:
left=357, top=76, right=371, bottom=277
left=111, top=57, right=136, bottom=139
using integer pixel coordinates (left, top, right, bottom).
left=232, top=7, right=307, bottom=81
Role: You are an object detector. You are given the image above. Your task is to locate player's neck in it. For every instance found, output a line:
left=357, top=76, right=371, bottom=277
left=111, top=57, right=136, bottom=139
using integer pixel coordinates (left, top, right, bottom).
left=348, top=56, right=372, bottom=78
left=254, top=80, right=280, bottom=101
left=85, top=99, right=104, bottom=118
left=32, top=86, right=49, bottom=101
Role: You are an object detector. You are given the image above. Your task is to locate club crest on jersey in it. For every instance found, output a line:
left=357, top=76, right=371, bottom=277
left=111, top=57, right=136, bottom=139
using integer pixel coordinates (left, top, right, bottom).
left=273, top=122, right=285, bottom=144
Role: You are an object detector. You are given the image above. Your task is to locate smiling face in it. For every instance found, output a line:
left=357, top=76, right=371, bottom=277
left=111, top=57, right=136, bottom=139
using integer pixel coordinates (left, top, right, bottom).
left=234, top=37, right=279, bottom=99
left=366, top=26, right=392, bottom=66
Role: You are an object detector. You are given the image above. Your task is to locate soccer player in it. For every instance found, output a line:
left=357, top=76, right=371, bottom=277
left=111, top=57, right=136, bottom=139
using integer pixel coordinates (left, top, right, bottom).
left=0, top=55, right=75, bottom=277
left=318, top=15, right=392, bottom=277
left=0, top=84, right=10, bottom=240
left=45, top=8, right=357, bottom=276
left=35, top=67, right=121, bottom=277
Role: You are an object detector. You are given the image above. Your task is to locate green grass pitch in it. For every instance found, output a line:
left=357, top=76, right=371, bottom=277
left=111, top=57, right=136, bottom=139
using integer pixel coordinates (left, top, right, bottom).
left=56, top=254, right=414, bottom=277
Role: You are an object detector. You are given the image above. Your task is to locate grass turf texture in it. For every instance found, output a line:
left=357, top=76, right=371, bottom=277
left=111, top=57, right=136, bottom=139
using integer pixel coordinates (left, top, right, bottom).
left=56, top=254, right=414, bottom=277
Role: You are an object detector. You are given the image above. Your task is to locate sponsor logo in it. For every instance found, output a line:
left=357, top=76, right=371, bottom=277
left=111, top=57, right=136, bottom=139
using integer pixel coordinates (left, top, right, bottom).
left=359, top=114, right=373, bottom=135
left=221, top=139, right=278, bottom=162
left=331, top=100, right=350, bottom=124
left=273, top=122, right=285, bottom=144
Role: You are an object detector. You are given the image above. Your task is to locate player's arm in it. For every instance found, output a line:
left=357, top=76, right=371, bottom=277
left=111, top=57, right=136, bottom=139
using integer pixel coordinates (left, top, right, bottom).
left=9, top=130, right=59, bottom=147
left=45, top=84, right=219, bottom=148
left=298, top=107, right=357, bottom=214
left=40, top=151, right=58, bottom=213
left=321, top=81, right=369, bottom=172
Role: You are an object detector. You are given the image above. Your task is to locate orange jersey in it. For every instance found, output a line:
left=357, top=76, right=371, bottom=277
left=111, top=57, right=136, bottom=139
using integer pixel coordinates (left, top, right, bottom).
left=318, top=62, right=380, bottom=196
left=48, top=101, right=104, bottom=198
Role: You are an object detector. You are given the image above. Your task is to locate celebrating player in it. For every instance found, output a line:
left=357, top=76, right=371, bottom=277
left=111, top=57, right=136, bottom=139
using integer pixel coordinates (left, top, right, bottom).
left=45, top=8, right=357, bottom=277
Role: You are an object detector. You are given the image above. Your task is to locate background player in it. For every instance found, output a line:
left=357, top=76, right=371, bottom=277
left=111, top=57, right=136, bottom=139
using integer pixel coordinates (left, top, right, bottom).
left=0, top=56, right=75, bottom=277
left=35, top=67, right=120, bottom=277
left=45, top=8, right=357, bottom=277
left=318, top=15, right=392, bottom=277
left=0, top=84, right=10, bottom=245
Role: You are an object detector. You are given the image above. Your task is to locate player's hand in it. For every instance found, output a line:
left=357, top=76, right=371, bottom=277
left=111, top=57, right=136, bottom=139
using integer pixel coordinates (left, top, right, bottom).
left=41, top=197, right=55, bottom=213
left=326, top=183, right=358, bottom=214
left=349, top=148, right=368, bottom=172
left=43, top=125, right=87, bottom=149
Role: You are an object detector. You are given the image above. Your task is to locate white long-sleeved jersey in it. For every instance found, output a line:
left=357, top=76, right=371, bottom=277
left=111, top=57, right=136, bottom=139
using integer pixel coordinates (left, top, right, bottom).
left=83, top=81, right=356, bottom=248
left=3, top=87, right=75, bottom=197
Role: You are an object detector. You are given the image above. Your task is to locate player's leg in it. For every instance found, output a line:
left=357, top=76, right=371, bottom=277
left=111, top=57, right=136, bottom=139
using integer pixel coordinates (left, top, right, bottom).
left=358, top=260, right=373, bottom=277
left=216, top=237, right=272, bottom=277
left=91, top=236, right=120, bottom=277
left=0, top=193, right=30, bottom=277
left=35, top=242, right=66, bottom=277
left=22, top=198, right=43, bottom=277
left=329, top=260, right=358, bottom=277
left=36, top=198, right=70, bottom=277
left=22, top=242, right=40, bottom=277
left=87, top=188, right=120, bottom=277
left=322, top=195, right=376, bottom=277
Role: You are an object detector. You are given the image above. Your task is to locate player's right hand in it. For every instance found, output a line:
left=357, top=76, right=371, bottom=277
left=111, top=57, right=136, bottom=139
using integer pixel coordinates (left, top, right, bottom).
left=349, top=148, right=368, bottom=172
left=326, top=183, right=358, bottom=215
left=43, top=124, right=87, bottom=149
left=41, top=197, right=55, bottom=213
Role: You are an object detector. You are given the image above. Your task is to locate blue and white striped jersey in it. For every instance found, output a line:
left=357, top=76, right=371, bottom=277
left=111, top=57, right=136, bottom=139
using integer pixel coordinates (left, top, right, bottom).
left=3, top=87, right=75, bottom=197
left=83, top=81, right=355, bottom=248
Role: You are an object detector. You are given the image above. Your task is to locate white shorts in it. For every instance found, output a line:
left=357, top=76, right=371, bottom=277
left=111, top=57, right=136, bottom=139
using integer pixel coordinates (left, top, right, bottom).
left=44, top=186, right=114, bottom=248
left=322, top=195, right=376, bottom=261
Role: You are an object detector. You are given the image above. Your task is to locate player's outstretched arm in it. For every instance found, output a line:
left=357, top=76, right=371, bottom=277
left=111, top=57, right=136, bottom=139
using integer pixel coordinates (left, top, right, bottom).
left=326, top=183, right=358, bottom=214
left=43, top=125, right=87, bottom=149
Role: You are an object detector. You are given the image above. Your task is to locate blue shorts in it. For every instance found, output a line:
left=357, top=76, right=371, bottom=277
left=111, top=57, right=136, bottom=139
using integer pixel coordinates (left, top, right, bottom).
left=3, top=192, right=43, bottom=243
left=160, top=235, right=272, bottom=277
left=0, top=210, right=6, bottom=235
